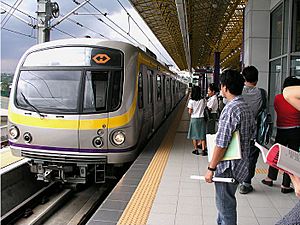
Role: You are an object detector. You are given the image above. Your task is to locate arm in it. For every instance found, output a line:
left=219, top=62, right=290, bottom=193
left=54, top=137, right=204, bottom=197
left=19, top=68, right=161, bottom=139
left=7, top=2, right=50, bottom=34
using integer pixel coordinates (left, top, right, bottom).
left=205, top=146, right=227, bottom=183
left=283, top=86, right=300, bottom=111
left=188, top=108, right=193, bottom=115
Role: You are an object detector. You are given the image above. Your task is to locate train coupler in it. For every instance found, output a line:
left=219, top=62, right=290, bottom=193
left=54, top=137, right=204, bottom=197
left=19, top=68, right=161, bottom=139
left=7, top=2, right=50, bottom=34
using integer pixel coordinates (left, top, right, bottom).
left=95, top=164, right=105, bottom=183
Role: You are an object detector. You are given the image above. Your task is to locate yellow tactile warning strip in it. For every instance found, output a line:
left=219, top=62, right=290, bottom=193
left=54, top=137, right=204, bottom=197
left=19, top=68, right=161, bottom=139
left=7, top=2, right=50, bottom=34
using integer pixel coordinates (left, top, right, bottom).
left=0, top=147, right=23, bottom=168
left=255, top=168, right=268, bottom=174
left=117, top=99, right=186, bottom=225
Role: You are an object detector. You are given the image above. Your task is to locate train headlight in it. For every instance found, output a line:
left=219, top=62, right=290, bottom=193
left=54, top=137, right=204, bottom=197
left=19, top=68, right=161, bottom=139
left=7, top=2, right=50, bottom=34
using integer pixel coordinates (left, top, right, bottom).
left=111, top=131, right=125, bottom=146
left=23, top=132, right=32, bottom=143
left=9, top=126, right=19, bottom=139
left=93, top=136, right=103, bottom=148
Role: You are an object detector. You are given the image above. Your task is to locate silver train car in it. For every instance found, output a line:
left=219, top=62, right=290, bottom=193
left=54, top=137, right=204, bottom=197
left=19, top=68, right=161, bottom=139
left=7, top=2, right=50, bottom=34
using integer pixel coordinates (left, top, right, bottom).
left=8, top=39, right=186, bottom=183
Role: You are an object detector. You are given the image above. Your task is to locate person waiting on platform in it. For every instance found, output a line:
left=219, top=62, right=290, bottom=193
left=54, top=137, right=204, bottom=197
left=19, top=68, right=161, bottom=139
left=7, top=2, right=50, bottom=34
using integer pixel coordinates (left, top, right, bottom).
left=276, top=84, right=300, bottom=225
left=262, top=76, right=300, bottom=193
left=239, top=65, right=266, bottom=194
left=206, top=83, right=219, bottom=134
left=205, top=69, right=255, bottom=225
left=187, top=85, right=207, bottom=156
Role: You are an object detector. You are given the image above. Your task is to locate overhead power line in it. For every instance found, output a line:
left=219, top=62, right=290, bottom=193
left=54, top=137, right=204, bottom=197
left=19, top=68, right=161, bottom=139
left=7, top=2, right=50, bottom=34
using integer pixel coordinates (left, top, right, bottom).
left=115, top=0, right=173, bottom=67
left=2, top=27, right=36, bottom=39
left=73, top=0, right=139, bottom=44
left=1, top=0, right=23, bottom=28
left=1, top=1, right=75, bottom=39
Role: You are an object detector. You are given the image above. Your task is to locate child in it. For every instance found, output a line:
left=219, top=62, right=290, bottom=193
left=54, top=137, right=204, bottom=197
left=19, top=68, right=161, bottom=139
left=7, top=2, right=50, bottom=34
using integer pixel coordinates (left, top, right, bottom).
left=187, top=86, right=207, bottom=156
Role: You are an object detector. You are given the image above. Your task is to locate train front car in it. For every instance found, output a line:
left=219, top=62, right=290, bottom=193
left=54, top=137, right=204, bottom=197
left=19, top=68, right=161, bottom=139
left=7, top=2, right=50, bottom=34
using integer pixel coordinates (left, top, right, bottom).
left=8, top=39, right=140, bottom=183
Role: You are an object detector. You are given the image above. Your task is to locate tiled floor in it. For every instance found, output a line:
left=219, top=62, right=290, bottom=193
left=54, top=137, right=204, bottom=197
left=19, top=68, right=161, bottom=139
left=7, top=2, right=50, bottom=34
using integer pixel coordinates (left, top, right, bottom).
left=147, top=111, right=299, bottom=225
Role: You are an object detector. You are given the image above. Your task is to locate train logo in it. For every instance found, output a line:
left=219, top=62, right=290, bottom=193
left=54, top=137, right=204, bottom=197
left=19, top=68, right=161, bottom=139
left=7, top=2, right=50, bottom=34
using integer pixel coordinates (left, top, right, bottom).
left=92, top=53, right=111, bottom=64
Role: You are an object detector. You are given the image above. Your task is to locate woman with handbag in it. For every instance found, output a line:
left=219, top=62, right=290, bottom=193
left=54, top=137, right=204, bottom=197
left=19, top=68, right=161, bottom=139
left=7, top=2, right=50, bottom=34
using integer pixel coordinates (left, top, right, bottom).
left=206, top=83, right=219, bottom=134
left=187, top=86, right=207, bottom=156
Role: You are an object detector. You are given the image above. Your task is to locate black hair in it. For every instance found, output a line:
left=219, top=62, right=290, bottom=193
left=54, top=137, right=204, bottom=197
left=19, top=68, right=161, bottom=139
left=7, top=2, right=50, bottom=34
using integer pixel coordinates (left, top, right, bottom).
left=283, top=76, right=300, bottom=89
left=220, top=69, right=244, bottom=96
left=191, top=86, right=202, bottom=101
left=208, top=83, right=219, bottom=93
left=242, top=66, right=258, bottom=83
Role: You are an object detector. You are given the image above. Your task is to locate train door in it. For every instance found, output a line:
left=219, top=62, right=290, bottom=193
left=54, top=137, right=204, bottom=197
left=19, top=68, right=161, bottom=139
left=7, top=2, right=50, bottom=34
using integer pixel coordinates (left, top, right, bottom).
left=78, top=70, right=109, bottom=152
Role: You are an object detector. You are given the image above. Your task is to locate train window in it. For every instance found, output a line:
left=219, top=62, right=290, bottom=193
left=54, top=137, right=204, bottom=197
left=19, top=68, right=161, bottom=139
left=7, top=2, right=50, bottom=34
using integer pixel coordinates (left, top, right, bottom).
left=83, top=71, right=108, bottom=112
left=15, top=70, right=81, bottom=113
left=138, top=72, right=143, bottom=108
left=173, top=80, right=175, bottom=94
left=147, top=70, right=153, bottom=104
left=156, top=75, right=162, bottom=101
left=166, top=78, right=170, bottom=94
left=110, top=71, right=122, bottom=110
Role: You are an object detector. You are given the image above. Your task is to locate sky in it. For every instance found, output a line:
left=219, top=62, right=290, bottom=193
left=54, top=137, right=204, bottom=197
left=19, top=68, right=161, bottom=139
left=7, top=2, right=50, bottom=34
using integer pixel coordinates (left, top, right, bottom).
left=0, top=0, right=179, bottom=73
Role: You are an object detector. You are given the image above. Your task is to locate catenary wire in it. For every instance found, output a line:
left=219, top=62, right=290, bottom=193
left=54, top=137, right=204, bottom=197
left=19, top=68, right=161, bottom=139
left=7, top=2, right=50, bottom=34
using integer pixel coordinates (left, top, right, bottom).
left=1, top=1, right=76, bottom=39
left=1, top=0, right=23, bottom=28
left=115, top=0, right=174, bottom=66
left=2, top=27, right=36, bottom=39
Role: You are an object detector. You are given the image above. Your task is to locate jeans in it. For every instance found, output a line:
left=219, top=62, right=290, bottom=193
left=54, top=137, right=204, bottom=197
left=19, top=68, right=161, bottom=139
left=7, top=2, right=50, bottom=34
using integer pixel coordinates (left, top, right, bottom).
left=215, top=169, right=239, bottom=225
left=244, top=141, right=259, bottom=184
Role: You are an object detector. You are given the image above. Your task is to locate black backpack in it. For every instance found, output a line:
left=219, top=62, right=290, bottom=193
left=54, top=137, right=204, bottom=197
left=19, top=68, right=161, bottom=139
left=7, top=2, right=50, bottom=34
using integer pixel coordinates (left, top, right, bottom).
left=256, top=88, right=273, bottom=145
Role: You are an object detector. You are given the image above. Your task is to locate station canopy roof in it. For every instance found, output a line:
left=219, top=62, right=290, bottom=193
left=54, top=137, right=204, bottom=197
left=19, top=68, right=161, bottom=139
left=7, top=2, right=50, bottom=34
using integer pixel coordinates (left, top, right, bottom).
left=129, top=0, right=247, bottom=71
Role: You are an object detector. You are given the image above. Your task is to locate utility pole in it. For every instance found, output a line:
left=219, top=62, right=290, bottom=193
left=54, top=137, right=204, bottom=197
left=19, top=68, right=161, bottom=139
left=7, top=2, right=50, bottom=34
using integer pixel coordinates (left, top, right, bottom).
left=37, top=0, right=59, bottom=43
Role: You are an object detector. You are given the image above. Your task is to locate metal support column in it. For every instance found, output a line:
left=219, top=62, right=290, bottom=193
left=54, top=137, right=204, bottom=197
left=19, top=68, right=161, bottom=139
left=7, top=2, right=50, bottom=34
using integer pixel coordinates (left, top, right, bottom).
left=37, top=0, right=52, bottom=43
left=214, top=52, right=220, bottom=85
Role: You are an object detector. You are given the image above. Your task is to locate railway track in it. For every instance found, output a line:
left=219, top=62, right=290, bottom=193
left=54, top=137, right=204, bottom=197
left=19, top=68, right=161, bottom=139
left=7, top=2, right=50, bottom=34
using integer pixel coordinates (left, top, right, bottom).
left=2, top=174, right=121, bottom=225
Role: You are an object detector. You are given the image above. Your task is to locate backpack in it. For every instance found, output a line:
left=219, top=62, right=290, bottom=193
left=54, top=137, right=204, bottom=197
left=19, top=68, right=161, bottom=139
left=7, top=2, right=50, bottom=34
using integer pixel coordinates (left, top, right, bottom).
left=256, top=88, right=273, bottom=145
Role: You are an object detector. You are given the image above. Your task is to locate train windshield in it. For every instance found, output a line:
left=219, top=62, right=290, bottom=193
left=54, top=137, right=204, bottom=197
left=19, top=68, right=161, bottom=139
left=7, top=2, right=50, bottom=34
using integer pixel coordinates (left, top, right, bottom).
left=16, top=70, right=81, bottom=113
left=15, top=70, right=123, bottom=114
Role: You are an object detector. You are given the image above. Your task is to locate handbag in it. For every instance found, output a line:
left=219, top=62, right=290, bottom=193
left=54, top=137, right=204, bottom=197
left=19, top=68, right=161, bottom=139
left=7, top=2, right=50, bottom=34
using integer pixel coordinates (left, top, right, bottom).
left=204, top=107, right=212, bottom=121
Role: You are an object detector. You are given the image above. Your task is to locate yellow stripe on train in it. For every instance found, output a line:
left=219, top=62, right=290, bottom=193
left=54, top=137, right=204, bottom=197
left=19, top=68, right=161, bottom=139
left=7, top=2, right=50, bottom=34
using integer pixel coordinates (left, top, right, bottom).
left=8, top=88, right=137, bottom=130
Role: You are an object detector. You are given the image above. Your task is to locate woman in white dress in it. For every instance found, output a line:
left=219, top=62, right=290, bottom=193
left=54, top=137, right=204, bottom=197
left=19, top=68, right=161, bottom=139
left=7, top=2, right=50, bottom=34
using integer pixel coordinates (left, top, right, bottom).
left=187, top=86, right=207, bottom=156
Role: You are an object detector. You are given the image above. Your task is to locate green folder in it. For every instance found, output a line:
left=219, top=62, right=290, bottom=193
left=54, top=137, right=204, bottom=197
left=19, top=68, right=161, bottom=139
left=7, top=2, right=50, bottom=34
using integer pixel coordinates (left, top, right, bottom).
left=207, top=130, right=241, bottom=162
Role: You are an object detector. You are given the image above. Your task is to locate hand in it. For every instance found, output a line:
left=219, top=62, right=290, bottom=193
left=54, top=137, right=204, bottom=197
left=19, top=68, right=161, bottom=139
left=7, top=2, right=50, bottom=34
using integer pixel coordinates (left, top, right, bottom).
left=290, top=174, right=300, bottom=198
left=205, top=170, right=214, bottom=183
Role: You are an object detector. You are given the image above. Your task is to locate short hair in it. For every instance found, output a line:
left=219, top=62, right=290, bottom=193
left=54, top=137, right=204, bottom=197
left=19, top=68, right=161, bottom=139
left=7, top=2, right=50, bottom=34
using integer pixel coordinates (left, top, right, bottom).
left=242, top=66, right=258, bottom=83
left=191, top=86, right=202, bottom=101
left=220, top=69, right=244, bottom=96
left=283, top=76, right=300, bottom=89
left=208, top=83, right=219, bottom=93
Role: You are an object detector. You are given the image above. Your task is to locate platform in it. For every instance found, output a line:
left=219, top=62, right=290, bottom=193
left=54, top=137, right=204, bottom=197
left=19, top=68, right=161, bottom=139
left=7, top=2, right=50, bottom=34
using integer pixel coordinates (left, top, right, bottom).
left=87, top=99, right=299, bottom=225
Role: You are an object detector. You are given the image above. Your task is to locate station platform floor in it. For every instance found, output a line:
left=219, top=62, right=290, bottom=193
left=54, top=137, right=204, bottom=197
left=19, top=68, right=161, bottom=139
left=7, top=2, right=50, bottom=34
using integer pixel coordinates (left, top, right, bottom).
left=87, top=98, right=299, bottom=225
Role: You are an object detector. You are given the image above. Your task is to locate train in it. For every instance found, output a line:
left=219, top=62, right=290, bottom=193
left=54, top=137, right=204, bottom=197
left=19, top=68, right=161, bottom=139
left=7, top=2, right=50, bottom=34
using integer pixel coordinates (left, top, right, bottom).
left=8, top=38, right=187, bottom=183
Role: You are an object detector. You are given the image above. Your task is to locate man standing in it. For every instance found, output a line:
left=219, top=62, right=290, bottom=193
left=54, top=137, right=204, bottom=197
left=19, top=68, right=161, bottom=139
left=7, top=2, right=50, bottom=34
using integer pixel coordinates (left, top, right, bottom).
left=239, top=66, right=265, bottom=194
left=205, top=69, right=255, bottom=225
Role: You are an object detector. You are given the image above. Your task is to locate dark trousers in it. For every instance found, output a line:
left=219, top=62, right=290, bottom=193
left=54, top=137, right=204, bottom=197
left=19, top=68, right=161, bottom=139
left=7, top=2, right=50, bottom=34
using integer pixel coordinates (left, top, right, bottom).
left=267, top=128, right=300, bottom=187
left=244, top=141, right=259, bottom=184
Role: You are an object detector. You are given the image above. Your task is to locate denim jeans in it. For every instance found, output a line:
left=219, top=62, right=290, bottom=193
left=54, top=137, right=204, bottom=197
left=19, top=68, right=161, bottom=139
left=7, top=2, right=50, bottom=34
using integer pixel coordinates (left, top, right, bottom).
left=215, top=169, right=239, bottom=225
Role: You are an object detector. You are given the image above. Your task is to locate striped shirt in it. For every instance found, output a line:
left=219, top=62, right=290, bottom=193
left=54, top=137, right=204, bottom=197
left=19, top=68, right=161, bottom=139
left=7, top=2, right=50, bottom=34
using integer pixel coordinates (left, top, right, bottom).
left=215, top=96, right=255, bottom=183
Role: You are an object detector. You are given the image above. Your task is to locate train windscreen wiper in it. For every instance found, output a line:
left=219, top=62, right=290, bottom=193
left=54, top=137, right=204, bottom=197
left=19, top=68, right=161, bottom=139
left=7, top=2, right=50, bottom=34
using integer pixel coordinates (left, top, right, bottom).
left=20, top=92, right=45, bottom=118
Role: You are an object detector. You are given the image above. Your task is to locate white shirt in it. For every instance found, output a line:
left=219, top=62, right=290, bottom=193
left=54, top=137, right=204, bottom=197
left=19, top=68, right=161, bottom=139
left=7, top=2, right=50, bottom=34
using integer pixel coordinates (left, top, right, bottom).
left=207, top=95, right=218, bottom=113
left=187, top=99, right=206, bottom=118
